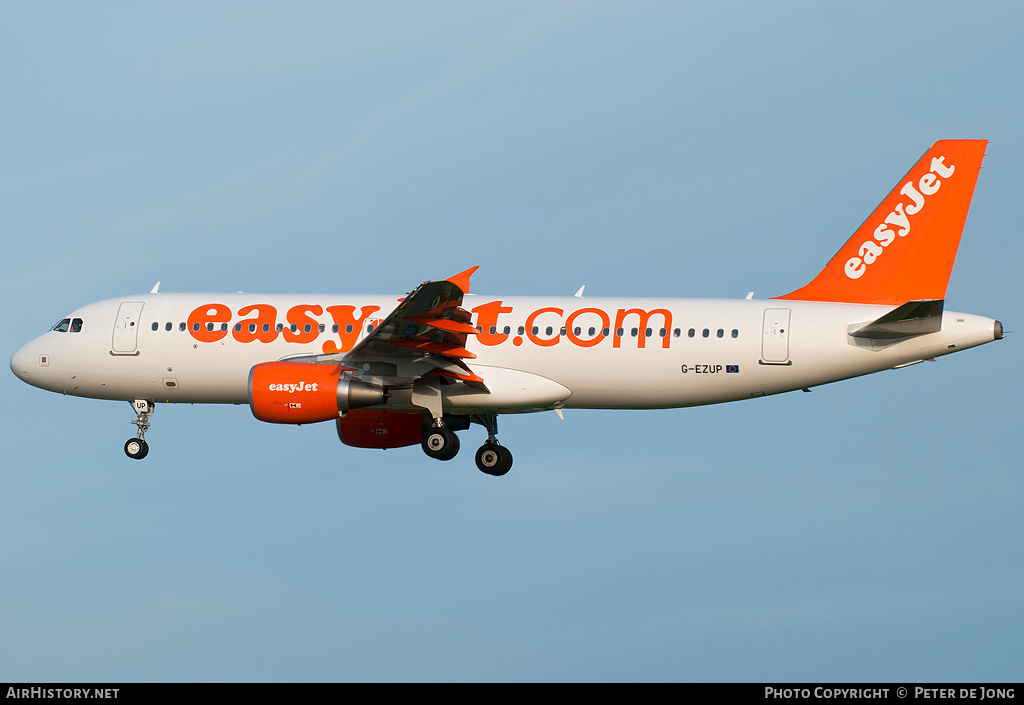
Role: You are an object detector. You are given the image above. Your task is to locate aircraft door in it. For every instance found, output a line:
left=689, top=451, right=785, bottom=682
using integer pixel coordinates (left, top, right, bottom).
left=112, top=301, right=145, bottom=353
left=761, top=308, right=791, bottom=364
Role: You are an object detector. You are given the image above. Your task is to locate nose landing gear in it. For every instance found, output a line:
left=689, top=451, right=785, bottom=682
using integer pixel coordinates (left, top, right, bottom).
left=125, top=399, right=153, bottom=460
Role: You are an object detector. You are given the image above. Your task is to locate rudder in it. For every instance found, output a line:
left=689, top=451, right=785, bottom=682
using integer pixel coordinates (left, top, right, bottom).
left=776, top=139, right=987, bottom=305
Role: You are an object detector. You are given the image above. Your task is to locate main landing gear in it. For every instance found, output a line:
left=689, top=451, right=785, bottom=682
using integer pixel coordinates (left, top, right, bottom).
left=473, top=412, right=512, bottom=476
left=124, top=399, right=153, bottom=460
left=420, top=413, right=513, bottom=476
left=421, top=423, right=460, bottom=461
left=474, top=442, right=513, bottom=477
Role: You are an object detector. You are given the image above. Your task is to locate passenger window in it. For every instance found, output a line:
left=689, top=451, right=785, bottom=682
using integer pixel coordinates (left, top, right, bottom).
left=660, top=328, right=667, bottom=338
left=165, top=322, right=172, bottom=332
left=603, top=328, right=610, bottom=336
left=688, top=328, right=695, bottom=338
left=732, top=329, right=739, bottom=338
left=346, top=324, right=353, bottom=334
left=518, top=326, right=525, bottom=335
left=702, top=328, right=710, bottom=338
left=234, top=323, right=243, bottom=332
left=631, top=328, right=638, bottom=337
left=503, top=326, right=511, bottom=335
left=152, top=322, right=159, bottom=331
left=489, top=326, right=497, bottom=335
left=587, top=327, right=595, bottom=336
left=717, top=329, right=724, bottom=338
left=179, top=322, right=186, bottom=332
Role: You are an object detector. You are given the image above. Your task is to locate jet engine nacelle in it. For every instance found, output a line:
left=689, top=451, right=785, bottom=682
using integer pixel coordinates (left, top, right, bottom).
left=248, top=361, right=386, bottom=424
left=336, top=409, right=425, bottom=449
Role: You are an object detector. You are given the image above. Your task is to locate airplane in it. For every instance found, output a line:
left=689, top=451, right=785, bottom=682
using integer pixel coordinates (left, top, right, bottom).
left=10, top=139, right=1004, bottom=476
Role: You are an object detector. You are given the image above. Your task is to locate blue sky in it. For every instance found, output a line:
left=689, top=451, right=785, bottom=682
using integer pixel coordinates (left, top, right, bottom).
left=1, top=2, right=1021, bottom=681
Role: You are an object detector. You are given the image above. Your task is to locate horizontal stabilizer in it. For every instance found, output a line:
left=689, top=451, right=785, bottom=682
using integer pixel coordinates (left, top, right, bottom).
left=850, top=299, right=944, bottom=340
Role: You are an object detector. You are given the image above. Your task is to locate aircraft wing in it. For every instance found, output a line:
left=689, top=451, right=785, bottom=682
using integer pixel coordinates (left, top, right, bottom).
left=289, top=266, right=486, bottom=387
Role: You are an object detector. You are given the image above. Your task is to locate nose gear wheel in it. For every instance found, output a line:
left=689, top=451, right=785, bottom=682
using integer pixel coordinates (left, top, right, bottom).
left=124, top=437, right=149, bottom=460
left=125, top=399, right=154, bottom=460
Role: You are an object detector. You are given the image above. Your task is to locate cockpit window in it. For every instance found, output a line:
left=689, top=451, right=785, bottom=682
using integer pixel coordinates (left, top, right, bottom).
left=52, top=317, right=84, bottom=333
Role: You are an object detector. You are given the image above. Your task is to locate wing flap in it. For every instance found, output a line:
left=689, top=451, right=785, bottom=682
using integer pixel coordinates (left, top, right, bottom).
left=325, top=267, right=488, bottom=391
left=405, top=316, right=479, bottom=335
left=387, top=340, right=478, bottom=359
left=281, top=268, right=488, bottom=399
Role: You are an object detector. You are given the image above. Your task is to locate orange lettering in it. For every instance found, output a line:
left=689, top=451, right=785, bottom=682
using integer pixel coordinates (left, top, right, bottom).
left=187, top=304, right=231, bottom=343
left=613, top=308, right=672, bottom=349
left=472, top=300, right=513, bottom=346
left=565, top=308, right=610, bottom=348
left=283, top=304, right=323, bottom=344
left=323, top=305, right=381, bottom=354
left=525, top=307, right=563, bottom=347
left=233, top=304, right=280, bottom=343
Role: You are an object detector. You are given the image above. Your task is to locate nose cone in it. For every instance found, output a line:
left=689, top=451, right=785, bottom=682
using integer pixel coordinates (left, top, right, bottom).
left=11, top=339, right=41, bottom=386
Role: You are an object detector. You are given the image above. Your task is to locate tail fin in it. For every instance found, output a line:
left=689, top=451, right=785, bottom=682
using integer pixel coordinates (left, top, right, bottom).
left=776, top=139, right=987, bottom=305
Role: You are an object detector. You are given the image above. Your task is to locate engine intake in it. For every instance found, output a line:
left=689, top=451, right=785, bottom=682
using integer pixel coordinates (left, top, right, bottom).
left=249, top=361, right=386, bottom=424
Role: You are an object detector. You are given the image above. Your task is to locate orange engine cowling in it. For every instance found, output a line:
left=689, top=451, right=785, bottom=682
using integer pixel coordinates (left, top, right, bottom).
left=336, top=409, right=425, bottom=449
left=248, top=361, right=386, bottom=424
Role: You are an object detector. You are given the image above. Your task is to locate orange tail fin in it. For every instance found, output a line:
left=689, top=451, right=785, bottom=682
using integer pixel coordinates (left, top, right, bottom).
left=776, top=139, right=987, bottom=305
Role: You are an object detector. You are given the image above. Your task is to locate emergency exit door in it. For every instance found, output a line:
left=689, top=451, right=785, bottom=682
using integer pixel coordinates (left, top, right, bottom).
left=112, top=301, right=145, bottom=353
left=761, top=308, right=791, bottom=364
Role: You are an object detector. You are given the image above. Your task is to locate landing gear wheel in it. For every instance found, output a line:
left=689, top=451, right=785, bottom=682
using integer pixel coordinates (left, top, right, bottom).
left=475, top=442, right=513, bottom=476
left=124, top=438, right=150, bottom=460
left=422, top=427, right=460, bottom=461
left=126, top=399, right=154, bottom=460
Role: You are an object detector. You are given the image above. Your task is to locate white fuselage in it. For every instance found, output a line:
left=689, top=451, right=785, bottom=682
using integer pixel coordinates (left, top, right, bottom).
left=10, top=293, right=1001, bottom=413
